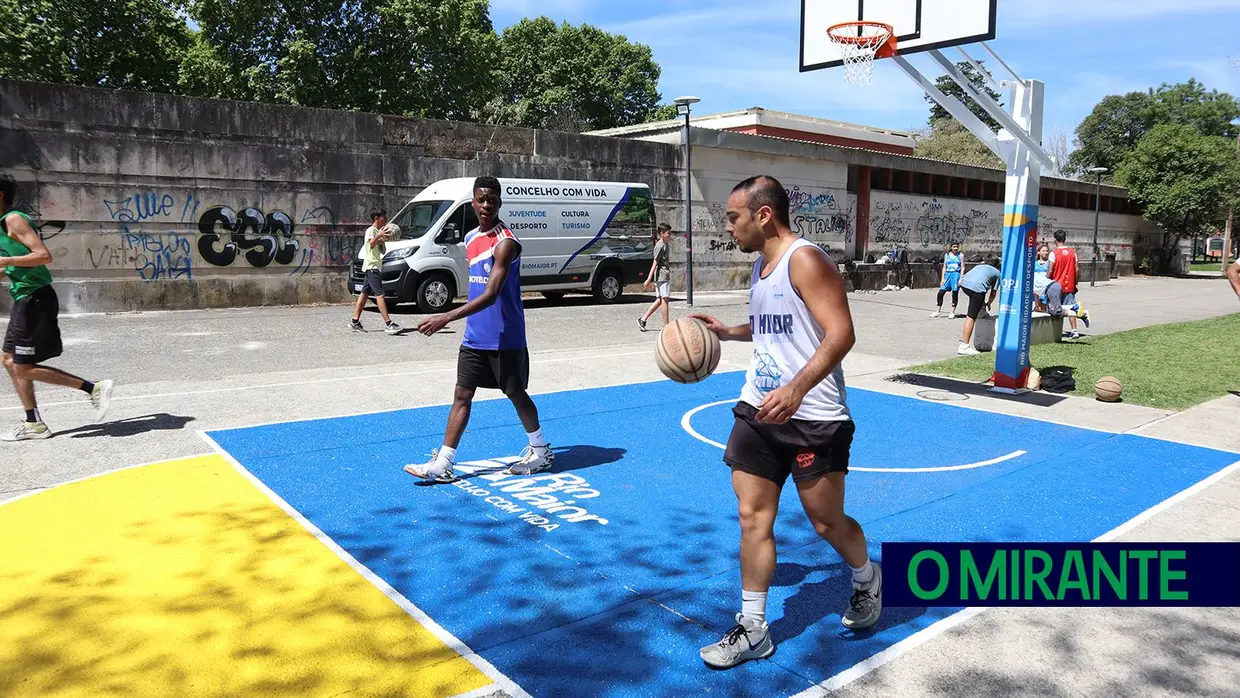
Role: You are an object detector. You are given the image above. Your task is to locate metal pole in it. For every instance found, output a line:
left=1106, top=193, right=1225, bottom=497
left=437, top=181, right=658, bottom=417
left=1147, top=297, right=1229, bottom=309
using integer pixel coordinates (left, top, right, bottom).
left=683, top=109, right=694, bottom=307
left=1092, top=173, right=1101, bottom=286
left=1224, top=133, right=1238, bottom=273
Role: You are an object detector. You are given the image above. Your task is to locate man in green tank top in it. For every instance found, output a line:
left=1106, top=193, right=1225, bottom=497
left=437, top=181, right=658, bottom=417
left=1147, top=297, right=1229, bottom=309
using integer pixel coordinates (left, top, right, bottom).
left=0, top=176, right=114, bottom=440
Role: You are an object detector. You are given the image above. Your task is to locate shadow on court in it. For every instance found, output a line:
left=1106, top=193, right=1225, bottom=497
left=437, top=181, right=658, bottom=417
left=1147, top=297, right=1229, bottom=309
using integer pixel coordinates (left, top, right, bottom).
left=56, top=414, right=196, bottom=439
left=886, top=373, right=1069, bottom=407
left=769, top=561, right=926, bottom=645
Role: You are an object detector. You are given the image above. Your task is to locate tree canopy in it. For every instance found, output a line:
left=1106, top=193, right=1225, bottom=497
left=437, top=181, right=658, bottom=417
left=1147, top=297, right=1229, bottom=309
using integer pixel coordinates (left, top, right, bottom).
left=1115, top=124, right=1240, bottom=247
left=1, top=1, right=671, bottom=131
left=925, top=60, right=1004, bottom=132
left=0, top=0, right=190, bottom=93
left=1068, top=80, right=1240, bottom=176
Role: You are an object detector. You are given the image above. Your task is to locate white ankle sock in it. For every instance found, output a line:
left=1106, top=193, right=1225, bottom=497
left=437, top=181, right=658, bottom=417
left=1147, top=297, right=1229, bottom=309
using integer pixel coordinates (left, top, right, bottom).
left=851, top=560, right=875, bottom=587
left=741, top=589, right=767, bottom=624
left=436, top=446, right=457, bottom=467
left=527, top=428, right=548, bottom=449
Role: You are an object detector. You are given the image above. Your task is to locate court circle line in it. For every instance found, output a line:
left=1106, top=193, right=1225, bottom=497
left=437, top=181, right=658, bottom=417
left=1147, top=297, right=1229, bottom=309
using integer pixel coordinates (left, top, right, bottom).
left=681, top=399, right=1027, bottom=473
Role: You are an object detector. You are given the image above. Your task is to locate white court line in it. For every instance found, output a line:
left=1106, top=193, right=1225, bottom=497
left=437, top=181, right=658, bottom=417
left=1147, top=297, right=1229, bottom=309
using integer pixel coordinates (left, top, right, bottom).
left=198, top=431, right=531, bottom=698
left=680, top=400, right=1026, bottom=473
left=0, top=346, right=659, bottom=413
left=789, top=456, right=1240, bottom=697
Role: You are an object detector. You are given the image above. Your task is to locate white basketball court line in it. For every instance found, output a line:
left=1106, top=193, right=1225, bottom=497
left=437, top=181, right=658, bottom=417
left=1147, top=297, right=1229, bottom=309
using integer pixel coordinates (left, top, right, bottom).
left=680, top=399, right=1026, bottom=473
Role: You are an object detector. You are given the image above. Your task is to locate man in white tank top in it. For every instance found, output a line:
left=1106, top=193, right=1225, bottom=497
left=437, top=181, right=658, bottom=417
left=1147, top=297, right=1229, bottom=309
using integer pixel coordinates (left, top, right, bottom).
left=691, top=176, right=881, bottom=670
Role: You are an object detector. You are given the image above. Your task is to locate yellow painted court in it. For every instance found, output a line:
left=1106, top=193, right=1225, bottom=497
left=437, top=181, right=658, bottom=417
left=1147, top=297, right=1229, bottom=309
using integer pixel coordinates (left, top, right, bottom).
left=0, top=456, right=493, bottom=698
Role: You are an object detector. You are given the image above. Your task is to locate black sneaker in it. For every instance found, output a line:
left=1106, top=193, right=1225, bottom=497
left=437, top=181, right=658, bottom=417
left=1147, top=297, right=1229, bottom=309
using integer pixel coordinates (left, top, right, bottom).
left=384, top=321, right=402, bottom=335
left=637, top=318, right=648, bottom=332
left=350, top=319, right=364, bottom=332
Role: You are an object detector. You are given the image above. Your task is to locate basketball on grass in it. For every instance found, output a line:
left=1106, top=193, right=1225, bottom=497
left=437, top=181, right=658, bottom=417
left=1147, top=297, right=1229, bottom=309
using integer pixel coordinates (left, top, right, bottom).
left=1095, top=376, right=1123, bottom=402
left=655, top=317, right=721, bottom=384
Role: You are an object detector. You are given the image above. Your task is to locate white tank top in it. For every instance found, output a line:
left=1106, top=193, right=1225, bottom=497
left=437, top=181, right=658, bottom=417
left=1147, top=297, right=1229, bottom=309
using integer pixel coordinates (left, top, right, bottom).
left=740, top=238, right=850, bottom=422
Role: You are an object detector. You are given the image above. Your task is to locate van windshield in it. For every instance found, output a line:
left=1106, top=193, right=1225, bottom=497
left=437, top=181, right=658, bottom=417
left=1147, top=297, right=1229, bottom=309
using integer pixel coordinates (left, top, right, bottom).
left=392, top=200, right=453, bottom=239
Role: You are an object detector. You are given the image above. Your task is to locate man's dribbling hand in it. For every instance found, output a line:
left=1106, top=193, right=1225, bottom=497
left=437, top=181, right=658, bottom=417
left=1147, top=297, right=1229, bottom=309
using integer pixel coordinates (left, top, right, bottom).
left=754, top=384, right=805, bottom=424
left=418, top=314, right=451, bottom=336
left=688, top=313, right=728, bottom=338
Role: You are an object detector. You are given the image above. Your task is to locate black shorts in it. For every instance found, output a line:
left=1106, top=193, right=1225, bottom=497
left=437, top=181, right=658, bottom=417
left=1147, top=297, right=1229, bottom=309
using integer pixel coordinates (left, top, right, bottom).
left=3, top=285, right=63, bottom=365
left=457, top=346, right=530, bottom=393
left=361, top=269, right=384, bottom=296
left=723, top=401, right=855, bottom=486
left=963, top=288, right=988, bottom=319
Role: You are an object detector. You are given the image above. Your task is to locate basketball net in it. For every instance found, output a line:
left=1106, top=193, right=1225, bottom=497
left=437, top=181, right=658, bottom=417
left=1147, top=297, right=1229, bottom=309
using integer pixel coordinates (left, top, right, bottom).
left=827, top=22, right=896, bottom=86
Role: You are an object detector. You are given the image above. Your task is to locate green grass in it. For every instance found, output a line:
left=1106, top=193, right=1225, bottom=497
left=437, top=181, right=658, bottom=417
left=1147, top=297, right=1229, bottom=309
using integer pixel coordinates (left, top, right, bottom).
left=1191, top=260, right=1232, bottom=272
left=908, top=314, right=1240, bottom=411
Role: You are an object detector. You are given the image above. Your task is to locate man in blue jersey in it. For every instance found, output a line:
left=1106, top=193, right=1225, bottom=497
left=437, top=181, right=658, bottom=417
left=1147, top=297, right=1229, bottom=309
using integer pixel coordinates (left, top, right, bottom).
left=404, top=176, right=552, bottom=482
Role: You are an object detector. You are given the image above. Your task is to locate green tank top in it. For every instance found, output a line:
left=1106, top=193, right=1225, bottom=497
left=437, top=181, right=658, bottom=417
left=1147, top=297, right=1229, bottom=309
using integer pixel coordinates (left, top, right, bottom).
left=1, top=210, right=54, bottom=301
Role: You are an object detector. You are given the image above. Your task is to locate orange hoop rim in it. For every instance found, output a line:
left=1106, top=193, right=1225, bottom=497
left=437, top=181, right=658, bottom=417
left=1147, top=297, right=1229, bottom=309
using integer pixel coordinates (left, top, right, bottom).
left=826, top=21, right=894, bottom=44
left=826, top=21, right=897, bottom=57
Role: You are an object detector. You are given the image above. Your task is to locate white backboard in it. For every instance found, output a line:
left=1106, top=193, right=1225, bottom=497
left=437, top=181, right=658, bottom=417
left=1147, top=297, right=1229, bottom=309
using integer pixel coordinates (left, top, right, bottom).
left=800, top=0, right=997, bottom=72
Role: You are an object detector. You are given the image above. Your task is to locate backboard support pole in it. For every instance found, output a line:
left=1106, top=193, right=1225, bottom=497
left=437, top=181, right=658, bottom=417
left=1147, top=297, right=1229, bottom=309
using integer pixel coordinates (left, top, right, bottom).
left=891, top=55, right=1001, bottom=155
left=956, top=47, right=1001, bottom=93
left=928, top=50, right=1057, bottom=172
left=895, top=46, right=1047, bottom=394
left=980, top=42, right=1023, bottom=83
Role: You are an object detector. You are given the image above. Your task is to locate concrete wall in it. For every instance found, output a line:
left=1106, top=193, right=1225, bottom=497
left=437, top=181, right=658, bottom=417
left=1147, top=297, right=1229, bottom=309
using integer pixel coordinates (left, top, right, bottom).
left=0, top=79, right=682, bottom=312
left=1, top=79, right=1163, bottom=312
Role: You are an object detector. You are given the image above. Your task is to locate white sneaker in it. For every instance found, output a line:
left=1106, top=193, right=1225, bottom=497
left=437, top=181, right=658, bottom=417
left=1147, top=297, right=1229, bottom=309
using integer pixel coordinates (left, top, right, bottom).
left=90, top=380, right=114, bottom=423
left=928, top=311, right=942, bottom=318
left=1, top=421, right=51, bottom=441
left=404, top=450, right=456, bottom=482
left=699, top=613, right=774, bottom=669
left=843, top=564, right=883, bottom=630
left=507, top=445, right=554, bottom=475
left=958, top=343, right=980, bottom=356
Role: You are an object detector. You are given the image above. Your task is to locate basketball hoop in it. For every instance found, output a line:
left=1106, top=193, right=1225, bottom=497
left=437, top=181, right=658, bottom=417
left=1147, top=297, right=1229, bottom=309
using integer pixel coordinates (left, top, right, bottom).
left=827, top=21, right=897, bottom=85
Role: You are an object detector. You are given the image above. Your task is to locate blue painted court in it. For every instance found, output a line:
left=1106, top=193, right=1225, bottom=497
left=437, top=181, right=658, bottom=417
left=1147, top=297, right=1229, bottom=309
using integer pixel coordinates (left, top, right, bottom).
left=207, top=372, right=1239, bottom=697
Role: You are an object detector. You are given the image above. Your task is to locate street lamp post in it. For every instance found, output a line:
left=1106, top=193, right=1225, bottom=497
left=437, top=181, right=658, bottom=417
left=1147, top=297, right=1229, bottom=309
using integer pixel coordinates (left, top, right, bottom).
left=1088, top=166, right=1108, bottom=287
left=674, top=96, right=700, bottom=307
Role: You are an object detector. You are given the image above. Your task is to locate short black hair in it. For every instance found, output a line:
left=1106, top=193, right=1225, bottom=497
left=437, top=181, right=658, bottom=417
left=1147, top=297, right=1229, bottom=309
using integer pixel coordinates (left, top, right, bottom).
left=657, top=222, right=672, bottom=232
left=732, top=175, right=790, bottom=228
left=474, top=176, right=501, bottom=194
left=370, top=208, right=387, bottom=220
left=1054, top=230, right=1067, bottom=243
left=0, top=175, right=16, bottom=211
left=986, top=254, right=1001, bottom=267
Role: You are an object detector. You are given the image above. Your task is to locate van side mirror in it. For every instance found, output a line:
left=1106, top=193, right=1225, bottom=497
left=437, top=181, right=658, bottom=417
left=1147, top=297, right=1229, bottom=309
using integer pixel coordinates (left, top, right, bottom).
left=438, top=222, right=461, bottom=244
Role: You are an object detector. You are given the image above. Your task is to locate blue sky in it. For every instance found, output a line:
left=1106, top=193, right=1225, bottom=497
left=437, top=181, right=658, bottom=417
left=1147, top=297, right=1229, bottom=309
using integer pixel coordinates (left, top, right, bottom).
left=489, top=0, right=1240, bottom=143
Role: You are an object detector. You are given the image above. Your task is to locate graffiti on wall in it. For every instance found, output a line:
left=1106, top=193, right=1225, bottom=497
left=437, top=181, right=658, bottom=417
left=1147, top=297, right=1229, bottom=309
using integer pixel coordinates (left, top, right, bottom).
left=196, top=205, right=311, bottom=273
left=82, top=190, right=366, bottom=281
left=870, top=197, right=1003, bottom=253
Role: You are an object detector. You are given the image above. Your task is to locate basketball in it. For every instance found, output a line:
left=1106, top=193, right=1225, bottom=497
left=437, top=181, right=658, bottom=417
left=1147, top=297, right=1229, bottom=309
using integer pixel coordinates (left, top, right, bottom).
left=1095, top=376, right=1123, bottom=402
left=1026, top=367, right=1041, bottom=391
left=655, top=317, right=721, bottom=384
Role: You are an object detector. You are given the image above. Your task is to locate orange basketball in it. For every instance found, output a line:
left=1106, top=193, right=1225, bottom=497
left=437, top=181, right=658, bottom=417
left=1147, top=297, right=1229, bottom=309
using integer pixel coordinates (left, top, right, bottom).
left=655, top=317, right=721, bottom=384
left=1095, top=376, right=1123, bottom=402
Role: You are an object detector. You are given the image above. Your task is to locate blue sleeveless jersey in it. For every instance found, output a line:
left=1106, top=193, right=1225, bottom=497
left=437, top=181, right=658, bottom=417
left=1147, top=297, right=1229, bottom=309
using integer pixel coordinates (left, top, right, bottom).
left=944, top=252, right=963, bottom=274
left=462, top=222, right=527, bottom=351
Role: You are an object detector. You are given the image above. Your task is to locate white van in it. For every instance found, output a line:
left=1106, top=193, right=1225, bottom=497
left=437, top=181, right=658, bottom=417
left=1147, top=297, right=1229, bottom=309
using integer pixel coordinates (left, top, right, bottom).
left=348, top=177, right=658, bottom=313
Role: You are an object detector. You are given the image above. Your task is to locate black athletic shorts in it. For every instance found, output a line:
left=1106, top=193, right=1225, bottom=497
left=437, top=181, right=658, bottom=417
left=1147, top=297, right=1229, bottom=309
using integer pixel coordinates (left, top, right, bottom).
left=3, top=285, right=63, bottom=365
left=723, top=401, right=855, bottom=486
left=361, top=269, right=384, bottom=296
left=457, top=345, right=530, bottom=393
left=963, top=288, right=988, bottom=320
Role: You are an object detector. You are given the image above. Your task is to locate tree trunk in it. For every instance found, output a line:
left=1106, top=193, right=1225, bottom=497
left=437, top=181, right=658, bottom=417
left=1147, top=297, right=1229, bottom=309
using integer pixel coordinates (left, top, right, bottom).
left=1158, top=233, right=1185, bottom=274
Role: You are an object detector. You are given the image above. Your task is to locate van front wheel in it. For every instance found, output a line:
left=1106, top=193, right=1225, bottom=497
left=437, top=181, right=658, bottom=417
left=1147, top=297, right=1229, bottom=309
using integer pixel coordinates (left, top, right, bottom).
left=593, top=268, right=623, bottom=303
left=416, top=273, right=455, bottom=314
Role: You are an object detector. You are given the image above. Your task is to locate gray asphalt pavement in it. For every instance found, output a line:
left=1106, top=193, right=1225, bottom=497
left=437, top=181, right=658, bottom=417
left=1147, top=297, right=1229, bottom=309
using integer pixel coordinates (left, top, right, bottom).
left=2, top=273, right=1238, bottom=696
